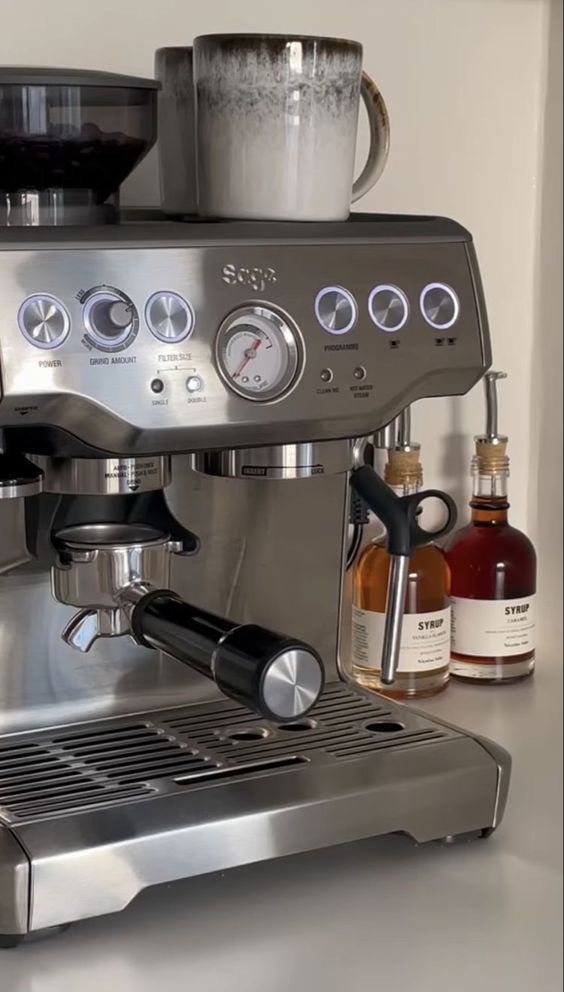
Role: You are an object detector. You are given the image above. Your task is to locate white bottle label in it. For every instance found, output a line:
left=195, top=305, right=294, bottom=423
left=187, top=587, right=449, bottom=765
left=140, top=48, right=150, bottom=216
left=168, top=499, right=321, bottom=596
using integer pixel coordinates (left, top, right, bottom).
left=451, top=595, right=536, bottom=657
left=351, top=605, right=451, bottom=672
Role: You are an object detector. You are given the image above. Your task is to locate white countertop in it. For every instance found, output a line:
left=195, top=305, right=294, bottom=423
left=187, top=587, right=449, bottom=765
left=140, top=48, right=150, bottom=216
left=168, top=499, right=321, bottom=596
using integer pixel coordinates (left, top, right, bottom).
left=3, top=663, right=562, bottom=992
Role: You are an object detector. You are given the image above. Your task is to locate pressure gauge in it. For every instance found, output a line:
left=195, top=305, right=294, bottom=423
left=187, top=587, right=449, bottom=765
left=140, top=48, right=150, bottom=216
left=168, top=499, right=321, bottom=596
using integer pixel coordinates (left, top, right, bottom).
left=215, top=305, right=302, bottom=401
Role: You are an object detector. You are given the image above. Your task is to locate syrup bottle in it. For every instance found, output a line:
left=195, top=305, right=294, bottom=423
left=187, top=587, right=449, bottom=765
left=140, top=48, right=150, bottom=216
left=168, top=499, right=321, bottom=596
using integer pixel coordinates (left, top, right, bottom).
left=351, top=408, right=451, bottom=699
left=447, top=372, right=536, bottom=683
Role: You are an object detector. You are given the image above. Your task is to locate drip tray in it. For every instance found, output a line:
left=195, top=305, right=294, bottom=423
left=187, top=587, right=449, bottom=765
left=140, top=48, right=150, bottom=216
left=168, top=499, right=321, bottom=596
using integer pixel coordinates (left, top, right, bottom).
left=0, top=684, right=448, bottom=823
left=0, top=683, right=509, bottom=936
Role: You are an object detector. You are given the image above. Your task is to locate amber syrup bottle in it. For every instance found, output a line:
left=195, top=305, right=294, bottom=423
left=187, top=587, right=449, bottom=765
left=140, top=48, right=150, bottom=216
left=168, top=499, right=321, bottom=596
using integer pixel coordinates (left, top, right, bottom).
left=446, top=372, right=536, bottom=683
left=352, top=409, right=451, bottom=699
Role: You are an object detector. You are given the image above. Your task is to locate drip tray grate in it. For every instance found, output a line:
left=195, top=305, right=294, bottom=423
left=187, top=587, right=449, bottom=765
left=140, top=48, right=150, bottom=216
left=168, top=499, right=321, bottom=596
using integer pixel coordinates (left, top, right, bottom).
left=0, top=684, right=454, bottom=825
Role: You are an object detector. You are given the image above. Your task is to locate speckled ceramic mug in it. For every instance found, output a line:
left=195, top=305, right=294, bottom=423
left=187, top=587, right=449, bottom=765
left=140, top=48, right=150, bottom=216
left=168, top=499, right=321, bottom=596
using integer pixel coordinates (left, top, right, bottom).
left=193, top=33, right=390, bottom=221
left=155, top=47, right=197, bottom=216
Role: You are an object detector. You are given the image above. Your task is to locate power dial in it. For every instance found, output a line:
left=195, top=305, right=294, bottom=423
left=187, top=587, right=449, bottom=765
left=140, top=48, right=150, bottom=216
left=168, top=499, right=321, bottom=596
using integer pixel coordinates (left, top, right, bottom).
left=18, top=294, right=70, bottom=349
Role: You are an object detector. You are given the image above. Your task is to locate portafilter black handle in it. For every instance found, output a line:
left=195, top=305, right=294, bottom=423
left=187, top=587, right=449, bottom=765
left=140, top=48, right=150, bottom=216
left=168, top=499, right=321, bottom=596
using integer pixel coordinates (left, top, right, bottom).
left=129, top=590, right=324, bottom=723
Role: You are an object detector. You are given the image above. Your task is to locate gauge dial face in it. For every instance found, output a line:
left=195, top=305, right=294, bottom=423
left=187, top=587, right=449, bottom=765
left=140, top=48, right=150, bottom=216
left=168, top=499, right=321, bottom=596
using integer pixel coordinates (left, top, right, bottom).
left=216, top=306, right=301, bottom=401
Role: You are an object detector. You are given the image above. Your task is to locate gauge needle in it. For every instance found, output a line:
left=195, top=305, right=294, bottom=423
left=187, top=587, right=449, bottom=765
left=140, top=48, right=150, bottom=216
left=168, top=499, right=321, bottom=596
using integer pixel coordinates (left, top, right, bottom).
left=233, top=337, right=262, bottom=378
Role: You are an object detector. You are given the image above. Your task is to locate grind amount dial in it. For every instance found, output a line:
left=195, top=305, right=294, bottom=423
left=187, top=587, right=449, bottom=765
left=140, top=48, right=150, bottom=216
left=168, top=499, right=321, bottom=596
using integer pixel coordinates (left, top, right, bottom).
left=82, top=287, right=138, bottom=351
left=216, top=305, right=301, bottom=401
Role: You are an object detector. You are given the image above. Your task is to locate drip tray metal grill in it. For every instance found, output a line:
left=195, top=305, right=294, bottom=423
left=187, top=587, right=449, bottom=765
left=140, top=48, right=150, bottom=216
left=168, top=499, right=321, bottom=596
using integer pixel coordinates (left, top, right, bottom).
left=0, top=684, right=449, bottom=825
left=0, top=682, right=509, bottom=937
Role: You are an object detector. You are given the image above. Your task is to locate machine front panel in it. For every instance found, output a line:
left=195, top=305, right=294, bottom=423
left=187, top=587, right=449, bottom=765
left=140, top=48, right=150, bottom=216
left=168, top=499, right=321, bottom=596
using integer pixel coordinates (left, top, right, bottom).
left=0, top=239, right=488, bottom=454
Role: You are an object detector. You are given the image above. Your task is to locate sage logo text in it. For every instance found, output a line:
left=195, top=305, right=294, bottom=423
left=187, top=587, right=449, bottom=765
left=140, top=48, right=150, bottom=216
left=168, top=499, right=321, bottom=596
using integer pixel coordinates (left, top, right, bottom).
left=222, top=264, right=277, bottom=292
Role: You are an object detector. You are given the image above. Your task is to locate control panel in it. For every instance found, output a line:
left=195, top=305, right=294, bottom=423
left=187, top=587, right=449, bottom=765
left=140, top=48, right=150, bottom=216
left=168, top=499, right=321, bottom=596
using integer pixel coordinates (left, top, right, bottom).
left=0, top=218, right=489, bottom=455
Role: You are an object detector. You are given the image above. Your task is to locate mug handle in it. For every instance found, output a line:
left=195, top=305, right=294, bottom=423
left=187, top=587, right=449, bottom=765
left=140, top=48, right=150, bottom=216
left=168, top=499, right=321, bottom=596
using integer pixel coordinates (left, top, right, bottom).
left=351, top=72, right=391, bottom=203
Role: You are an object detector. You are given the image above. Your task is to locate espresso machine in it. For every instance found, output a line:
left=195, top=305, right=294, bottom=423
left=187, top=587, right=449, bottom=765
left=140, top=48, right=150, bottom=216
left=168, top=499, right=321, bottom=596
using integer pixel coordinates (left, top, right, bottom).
left=0, top=68, right=510, bottom=945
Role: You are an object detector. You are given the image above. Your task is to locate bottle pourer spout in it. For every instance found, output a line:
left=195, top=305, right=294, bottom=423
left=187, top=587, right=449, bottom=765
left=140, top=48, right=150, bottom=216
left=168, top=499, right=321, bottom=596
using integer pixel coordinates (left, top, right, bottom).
left=397, top=406, right=412, bottom=448
left=473, top=371, right=510, bottom=490
left=484, top=371, right=508, bottom=440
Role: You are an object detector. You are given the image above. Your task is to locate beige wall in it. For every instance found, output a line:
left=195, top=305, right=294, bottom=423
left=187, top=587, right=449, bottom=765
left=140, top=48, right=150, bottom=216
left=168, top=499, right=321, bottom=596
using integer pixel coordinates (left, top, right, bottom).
left=529, top=0, right=563, bottom=651
left=1, top=0, right=561, bottom=647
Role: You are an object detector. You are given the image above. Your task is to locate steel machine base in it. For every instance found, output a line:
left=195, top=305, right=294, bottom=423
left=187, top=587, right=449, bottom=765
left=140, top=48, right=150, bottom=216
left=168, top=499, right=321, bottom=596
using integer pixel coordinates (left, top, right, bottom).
left=0, top=682, right=510, bottom=943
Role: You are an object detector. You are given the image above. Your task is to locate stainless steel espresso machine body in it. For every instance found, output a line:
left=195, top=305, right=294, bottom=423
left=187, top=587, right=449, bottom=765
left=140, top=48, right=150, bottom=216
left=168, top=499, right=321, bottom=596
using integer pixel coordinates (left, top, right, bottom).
left=0, top=213, right=510, bottom=944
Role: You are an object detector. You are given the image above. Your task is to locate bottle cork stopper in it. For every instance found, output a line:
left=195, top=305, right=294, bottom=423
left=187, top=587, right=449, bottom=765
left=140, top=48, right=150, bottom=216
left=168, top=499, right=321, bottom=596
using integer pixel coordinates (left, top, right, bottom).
left=474, top=437, right=509, bottom=475
left=384, top=447, right=423, bottom=488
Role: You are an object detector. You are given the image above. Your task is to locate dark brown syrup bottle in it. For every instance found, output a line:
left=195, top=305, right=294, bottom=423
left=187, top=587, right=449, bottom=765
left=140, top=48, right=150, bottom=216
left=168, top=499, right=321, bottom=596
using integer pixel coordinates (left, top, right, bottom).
left=446, top=372, right=536, bottom=683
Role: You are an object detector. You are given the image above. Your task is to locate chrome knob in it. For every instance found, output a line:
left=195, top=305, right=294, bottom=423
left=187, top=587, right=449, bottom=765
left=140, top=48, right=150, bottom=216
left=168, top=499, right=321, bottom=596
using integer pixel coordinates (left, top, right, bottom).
left=18, top=294, right=70, bottom=349
left=420, top=283, right=460, bottom=329
left=314, top=286, right=357, bottom=334
left=146, top=291, right=194, bottom=343
left=82, top=289, right=138, bottom=350
left=107, top=301, right=133, bottom=329
left=368, top=285, right=409, bottom=332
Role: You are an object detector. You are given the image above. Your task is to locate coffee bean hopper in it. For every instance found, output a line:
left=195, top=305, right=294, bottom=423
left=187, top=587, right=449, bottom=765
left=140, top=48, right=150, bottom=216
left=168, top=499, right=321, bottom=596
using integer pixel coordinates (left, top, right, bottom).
left=0, top=67, right=157, bottom=225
